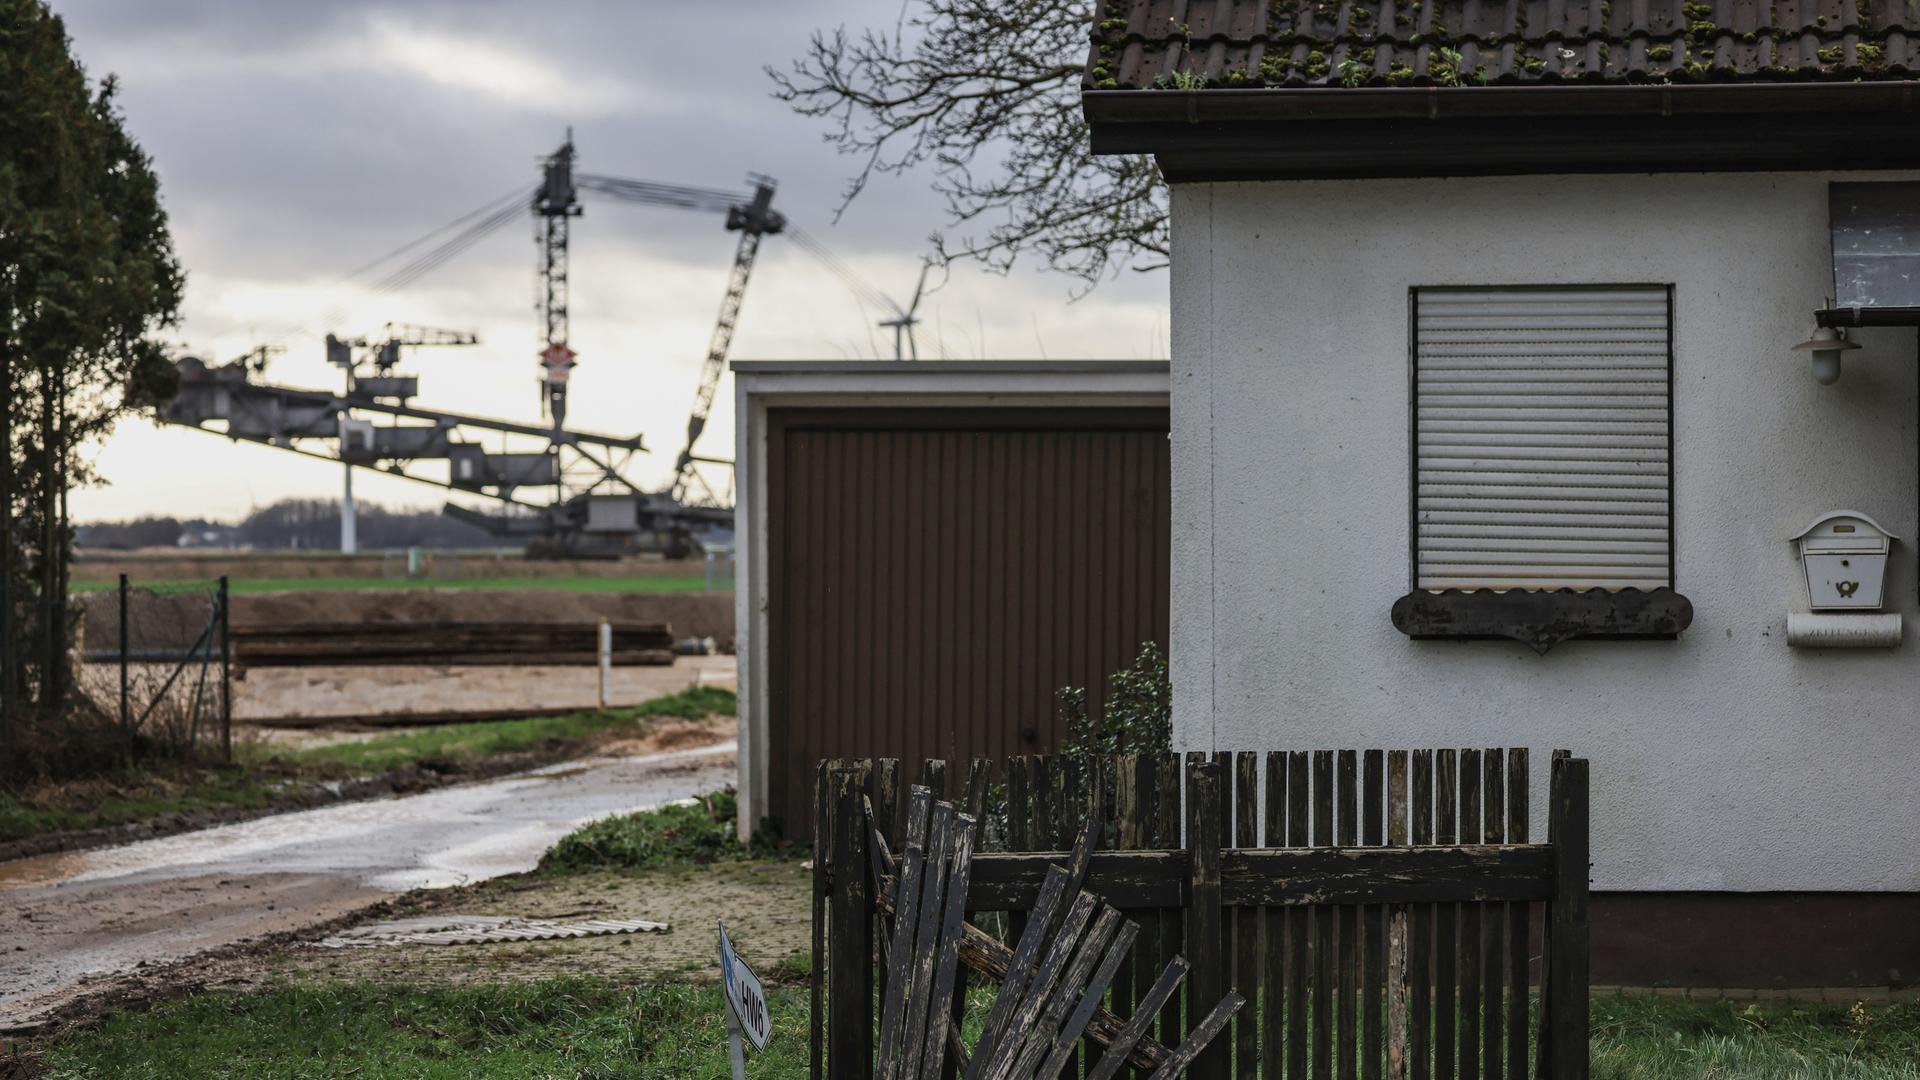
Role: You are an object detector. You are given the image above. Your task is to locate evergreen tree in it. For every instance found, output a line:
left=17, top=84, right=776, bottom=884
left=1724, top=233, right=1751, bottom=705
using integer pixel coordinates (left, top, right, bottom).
left=0, top=0, right=182, bottom=767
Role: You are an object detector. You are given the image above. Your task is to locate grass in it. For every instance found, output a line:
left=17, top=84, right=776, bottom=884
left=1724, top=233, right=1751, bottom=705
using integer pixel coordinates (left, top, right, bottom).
left=253, top=686, right=736, bottom=775
left=68, top=574, right=726, bottom=596
left=0, top=767, right=279, bottom=843
left=1593, top=995, right=1920, bottom=1078
left=37, top=988, right=1920, bottom=1078
left=539, top=786, right=783, bottom=873
left=35, top=979, right=811, bottom=1079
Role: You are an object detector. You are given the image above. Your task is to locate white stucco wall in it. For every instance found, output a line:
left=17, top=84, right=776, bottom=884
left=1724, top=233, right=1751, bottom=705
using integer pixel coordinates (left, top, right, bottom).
left=1170, top=172, right=1920, bottom=892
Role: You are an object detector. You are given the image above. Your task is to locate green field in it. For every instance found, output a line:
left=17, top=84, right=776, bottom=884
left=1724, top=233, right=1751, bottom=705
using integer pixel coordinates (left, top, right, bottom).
left=68, top=574, right=726, bottom=596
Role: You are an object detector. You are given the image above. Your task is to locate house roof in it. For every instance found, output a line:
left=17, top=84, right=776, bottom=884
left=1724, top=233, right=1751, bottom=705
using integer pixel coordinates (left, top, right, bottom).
left=1082, top=0, right=1920, bottom=180
left=1086, top=0, right=1920, bottom=90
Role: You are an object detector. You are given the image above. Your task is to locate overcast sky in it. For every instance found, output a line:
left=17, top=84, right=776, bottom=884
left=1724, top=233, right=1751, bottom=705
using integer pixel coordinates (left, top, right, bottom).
left=51, top=0, right=1169, bottom=524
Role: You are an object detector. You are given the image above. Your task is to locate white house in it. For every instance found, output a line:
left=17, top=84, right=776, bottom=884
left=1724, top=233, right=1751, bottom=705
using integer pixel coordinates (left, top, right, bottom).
left=1085, top=0, right=1920, bottom=987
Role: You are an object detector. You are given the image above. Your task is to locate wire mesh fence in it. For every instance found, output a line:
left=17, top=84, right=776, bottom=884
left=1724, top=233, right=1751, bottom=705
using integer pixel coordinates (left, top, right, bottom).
left=76, top=574, right=230, bottom=762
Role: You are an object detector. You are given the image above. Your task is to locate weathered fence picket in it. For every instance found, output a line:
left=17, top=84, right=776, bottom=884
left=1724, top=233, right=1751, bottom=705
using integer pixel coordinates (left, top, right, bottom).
left=816, top=749, right=1592, bottom=1080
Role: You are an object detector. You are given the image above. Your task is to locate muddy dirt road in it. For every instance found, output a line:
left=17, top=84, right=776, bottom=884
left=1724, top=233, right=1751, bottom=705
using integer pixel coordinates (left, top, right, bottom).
left=0, top=741, right=735, bottom=1031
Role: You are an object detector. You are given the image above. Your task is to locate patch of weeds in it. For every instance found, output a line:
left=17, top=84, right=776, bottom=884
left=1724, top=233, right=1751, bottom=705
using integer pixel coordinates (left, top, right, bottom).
left=539, top=788, right=790, bottom=873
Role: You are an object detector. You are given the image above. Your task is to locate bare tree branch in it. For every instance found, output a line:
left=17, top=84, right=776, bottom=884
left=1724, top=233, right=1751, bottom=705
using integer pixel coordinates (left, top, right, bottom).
left=769, top=0, right=1167, bottom=286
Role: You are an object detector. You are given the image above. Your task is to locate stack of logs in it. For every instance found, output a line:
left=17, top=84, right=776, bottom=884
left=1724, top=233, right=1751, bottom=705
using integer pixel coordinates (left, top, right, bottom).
left=230, top=621, right=675, bottom=668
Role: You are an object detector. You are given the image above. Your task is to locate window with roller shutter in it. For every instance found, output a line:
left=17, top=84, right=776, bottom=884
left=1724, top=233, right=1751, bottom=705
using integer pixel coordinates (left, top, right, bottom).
left=1392, top=285, right=1693, bottom=651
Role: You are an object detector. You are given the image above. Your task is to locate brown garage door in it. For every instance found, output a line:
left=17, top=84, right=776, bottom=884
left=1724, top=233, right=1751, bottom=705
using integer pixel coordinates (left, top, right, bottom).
left=766, top=406, right=1171, bottom=834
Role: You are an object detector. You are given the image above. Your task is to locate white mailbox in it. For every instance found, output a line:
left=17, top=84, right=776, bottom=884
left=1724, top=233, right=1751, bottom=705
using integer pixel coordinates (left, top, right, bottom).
left=1790, top=511, right=1897, bottom=611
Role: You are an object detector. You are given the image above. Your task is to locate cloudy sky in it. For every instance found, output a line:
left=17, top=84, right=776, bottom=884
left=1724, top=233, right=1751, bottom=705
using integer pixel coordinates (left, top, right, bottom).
left=51, top=0, right=1169, bottom=524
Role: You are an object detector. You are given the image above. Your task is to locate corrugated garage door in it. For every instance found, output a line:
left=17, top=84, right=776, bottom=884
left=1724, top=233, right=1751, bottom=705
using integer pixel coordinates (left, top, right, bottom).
left=766, top=407, right=1170, bottom=834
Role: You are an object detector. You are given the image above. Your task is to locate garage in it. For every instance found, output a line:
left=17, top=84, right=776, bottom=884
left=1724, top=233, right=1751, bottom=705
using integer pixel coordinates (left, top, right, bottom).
left=731, top=361, right=1170, bottom=835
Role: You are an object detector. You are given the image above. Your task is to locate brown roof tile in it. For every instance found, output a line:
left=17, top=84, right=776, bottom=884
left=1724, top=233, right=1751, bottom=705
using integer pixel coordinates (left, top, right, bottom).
left=1085, top=0, right=1920, bottom=89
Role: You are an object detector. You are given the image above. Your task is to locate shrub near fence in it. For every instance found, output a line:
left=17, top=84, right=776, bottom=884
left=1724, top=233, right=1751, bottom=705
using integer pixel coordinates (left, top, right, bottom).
left=813, top=749, right=1591, bottom=1080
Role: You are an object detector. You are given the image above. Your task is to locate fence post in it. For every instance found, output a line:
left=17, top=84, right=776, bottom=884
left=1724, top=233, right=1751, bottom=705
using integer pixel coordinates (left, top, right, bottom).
left=217, top=575, right=231, bottom=762
left=1545, top=754, right=1590, bottom=1079
left=1185, top=758, right=1225, bottom=1080
left=828, top=766, right=874, bottom=1080
left=118, top=573, right=130, bottom=763
left=811, top=761, right=830, bottom=1080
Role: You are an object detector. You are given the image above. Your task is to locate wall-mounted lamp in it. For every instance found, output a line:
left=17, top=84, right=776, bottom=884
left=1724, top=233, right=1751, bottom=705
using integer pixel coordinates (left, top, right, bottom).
left=1791, top=326, right=1861, bottom=384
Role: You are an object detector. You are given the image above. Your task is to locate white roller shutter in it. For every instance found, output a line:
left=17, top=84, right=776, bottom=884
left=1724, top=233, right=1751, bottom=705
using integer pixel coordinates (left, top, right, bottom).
left=1414, top=287, right=1672, bottom=592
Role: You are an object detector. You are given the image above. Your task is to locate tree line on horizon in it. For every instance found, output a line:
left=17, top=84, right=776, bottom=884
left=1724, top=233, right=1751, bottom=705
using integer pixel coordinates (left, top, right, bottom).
left=76, top=498, right=502, bottom=553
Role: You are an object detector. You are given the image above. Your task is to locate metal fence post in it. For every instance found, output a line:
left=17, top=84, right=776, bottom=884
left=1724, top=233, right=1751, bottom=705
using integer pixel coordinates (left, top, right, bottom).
left=118, top=572, right=130, bottom=762
left=217, top=575, right=231, bottom=762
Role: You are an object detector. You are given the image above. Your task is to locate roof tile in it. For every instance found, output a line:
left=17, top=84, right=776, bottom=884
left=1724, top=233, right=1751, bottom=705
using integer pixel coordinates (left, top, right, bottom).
left=1085, top=0, right=1920, bottom=88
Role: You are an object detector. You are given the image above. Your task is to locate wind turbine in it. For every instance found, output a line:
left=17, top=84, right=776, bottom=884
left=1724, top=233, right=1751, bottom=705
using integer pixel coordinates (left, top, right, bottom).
left=879, top=262, right=930, bottom=360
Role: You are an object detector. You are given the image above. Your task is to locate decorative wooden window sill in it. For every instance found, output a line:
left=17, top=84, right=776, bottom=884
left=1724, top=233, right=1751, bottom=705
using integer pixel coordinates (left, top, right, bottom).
left=1390, top=588, right=1694, bottom=655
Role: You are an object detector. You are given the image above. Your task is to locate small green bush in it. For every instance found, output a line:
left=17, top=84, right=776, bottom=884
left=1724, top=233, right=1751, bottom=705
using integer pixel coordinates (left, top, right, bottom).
left=1058, top=640, right=1173, bottom=764
left=539, top=788, right=784, bottom=872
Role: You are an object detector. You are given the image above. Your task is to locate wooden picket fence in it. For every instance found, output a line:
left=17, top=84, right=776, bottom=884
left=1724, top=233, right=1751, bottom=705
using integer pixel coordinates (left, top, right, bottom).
left=812, top=749, right=1590, bottom=1080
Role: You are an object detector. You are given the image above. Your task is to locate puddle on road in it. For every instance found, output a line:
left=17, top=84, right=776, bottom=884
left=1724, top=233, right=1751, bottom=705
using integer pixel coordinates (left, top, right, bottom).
left=0, top=850, right=91, bottom=889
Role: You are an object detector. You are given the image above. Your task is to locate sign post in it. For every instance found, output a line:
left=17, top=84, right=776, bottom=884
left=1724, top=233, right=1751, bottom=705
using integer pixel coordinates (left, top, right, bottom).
left=718, top=921, right=770, bottom=1079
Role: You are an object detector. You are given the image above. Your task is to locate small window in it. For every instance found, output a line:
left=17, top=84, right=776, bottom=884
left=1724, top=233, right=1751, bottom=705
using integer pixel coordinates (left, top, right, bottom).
left=1393, top=286, right=1691, bottom=650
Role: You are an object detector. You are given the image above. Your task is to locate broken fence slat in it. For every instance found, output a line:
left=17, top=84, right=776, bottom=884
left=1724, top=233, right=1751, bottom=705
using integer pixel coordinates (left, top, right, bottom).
left=1035, top=920, right=1140, bottom=1080
left=1085, top=957, right=1189, bottom=1080
left=978, top=892, right=1101, bottom=1080
left=918, top=814, right=978, bottom=1080
left=878, top=789, right=934, bottom=1079
left=901, top=801, right=957, bottom=1080
left=1144, top=993, right=1246, bottom=1080
left=1001, top=906, right=1126, bottom=1080
left=963, top=866, right=1071, bottom=1080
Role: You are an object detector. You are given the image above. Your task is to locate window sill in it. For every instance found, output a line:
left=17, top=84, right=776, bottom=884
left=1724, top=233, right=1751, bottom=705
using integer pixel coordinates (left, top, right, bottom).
left=1390, top=587, right=1694, bottom=654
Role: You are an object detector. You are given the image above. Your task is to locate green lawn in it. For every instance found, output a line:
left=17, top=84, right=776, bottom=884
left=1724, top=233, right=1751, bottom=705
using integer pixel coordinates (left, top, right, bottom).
left=34, top=990, right=1920, bottom=1079
left=254, top=686, right=735, bottom=775
left=1592, top=995, right=1920, bottom=1078
left=36, top=980, right=811, bottom=1079
left=69, top=574, right=726, bottom=596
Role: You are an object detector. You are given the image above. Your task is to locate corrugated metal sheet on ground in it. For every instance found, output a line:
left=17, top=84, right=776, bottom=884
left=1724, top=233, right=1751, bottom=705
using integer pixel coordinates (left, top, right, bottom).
left=1414, top=287, right=1673, bottom=593
left=316, top=915, right=669, bottom=948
